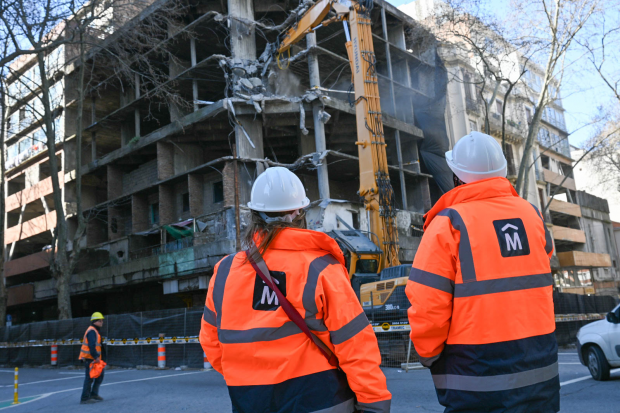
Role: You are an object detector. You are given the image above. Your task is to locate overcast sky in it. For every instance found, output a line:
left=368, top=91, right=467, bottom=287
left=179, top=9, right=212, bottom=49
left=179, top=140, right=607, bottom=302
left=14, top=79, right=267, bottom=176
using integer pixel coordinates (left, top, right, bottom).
left=388, top=0, right=618, bottom=148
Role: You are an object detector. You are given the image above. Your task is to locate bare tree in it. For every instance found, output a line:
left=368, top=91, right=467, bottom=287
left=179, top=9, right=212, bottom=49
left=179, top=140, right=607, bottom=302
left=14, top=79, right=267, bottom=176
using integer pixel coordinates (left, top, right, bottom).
left=430, top=0, right=533, bottom=147
left=0, top=0, right=163, bottom=319
left=1, top=0, right=211, bottom=319
left=0, top=55, right=8, bottom=327
left=511, top=0, right=601, bottom=196
left=541, top=120, right=620, bottom=215
left=578, top=110, right=620, bottom=201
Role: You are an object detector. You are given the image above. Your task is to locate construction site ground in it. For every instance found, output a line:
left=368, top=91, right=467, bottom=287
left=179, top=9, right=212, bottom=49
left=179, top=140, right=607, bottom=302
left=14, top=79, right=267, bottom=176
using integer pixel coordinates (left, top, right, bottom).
left=0, top=351, right=618, bottom=412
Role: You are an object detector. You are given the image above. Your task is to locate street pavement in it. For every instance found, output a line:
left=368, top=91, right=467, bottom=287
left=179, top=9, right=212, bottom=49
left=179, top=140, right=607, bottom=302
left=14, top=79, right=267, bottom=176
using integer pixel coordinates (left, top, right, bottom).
left=0, top=351, right=617, bottom=412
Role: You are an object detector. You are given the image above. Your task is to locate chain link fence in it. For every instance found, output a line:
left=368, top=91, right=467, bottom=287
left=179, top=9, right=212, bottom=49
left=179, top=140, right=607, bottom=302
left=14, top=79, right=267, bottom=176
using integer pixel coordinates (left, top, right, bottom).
left=0, top=308, right=206, bottom=368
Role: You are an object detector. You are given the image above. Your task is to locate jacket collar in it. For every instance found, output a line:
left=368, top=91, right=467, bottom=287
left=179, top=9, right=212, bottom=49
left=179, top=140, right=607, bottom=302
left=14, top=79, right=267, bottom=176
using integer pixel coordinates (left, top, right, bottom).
left=423, top=177, right=519, bottom=230
left=263, top=228, right=346, bottom=266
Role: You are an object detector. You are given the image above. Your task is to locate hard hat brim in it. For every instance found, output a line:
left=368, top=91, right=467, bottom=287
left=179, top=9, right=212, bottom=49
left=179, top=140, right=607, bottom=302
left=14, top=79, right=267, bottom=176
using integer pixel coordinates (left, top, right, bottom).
left=247, top=197, right=310, bottom=212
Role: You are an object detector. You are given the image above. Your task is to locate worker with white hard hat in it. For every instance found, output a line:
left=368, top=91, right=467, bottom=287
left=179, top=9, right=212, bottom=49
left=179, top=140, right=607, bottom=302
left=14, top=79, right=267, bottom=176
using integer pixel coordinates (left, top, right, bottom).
left=200, top=166, right=391, bottom=413
left=406, top=131, right=559, bottom=412
left=445, top=131, right=507, bottom=186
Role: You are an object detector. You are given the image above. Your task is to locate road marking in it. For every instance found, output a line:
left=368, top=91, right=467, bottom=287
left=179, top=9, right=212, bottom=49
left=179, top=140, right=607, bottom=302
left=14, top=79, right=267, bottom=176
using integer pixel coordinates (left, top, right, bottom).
left=0, top=370, right=130, bottom=387
left=0, top=372, right=16, bottom=374
left=0, top=394, right=51, bottom=410
left=57, top=372, right=85, bottom=375
left=0, top=371, right=210, bottom=403
left=560, top=368, right=620, bottom=386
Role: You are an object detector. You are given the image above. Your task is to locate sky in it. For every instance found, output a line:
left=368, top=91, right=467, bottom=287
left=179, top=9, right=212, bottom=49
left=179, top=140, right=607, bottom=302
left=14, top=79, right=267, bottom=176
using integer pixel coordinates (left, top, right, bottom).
left=387, top=0, right=618, bottom=148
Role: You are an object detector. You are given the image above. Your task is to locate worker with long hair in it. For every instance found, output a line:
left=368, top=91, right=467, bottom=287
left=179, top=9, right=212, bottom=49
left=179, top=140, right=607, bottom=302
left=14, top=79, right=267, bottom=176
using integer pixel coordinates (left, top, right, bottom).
left=200, top=167, right=391, bottom=413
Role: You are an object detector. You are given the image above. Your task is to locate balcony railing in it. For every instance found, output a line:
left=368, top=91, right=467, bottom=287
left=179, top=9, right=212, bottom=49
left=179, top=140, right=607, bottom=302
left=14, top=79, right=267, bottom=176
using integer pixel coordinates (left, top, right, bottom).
left=542, top=169, right=576, bottom=190
left=465, top=98, right=480, bottom=113
left=548, top=199, right=582, bottom=217
left=551, top=225, right=586, bottom=244
left=557, top=251, right=612, bottom=268
left=129, top=236, right=194, bottom=260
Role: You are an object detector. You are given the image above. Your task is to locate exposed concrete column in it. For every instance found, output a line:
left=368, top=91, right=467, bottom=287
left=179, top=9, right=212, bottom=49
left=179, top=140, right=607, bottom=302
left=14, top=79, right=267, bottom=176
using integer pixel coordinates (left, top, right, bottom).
left=227, top=0, right=256, bottom=60
left=381, top=7, right=407, bottom=210
left=227, top=0, right=262, bottom=160
left=91, top=132, right=97, bottom=162
left=234, top=116, right=263, bottom=158
left=91, top=97, right=96, bottom=125
left=134, top=73, right=141, bottom=138
left=306, top=32, right=330, bottom=200
left=190, top=38, right=199, bottom=112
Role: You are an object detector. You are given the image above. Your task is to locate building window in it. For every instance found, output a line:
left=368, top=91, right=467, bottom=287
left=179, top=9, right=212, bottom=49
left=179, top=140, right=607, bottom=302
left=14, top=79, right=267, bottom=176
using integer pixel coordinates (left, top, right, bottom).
left=525, top=107, right=532, bottom=123
left=351, top=211, right=360, bottom=230
left=505, top=144, right=516, bottom=176
left=150, top=203, right=159, bottom=225
left=463, top=71, right=473, bottom=101
left=182, top=192, right=190, bottom=212
left=555, top=269, right=593, bottom=288
left=213, top=181, right=224, bottom=203
left=469, top=120, right=477, bottom=132
left=495, top=99, right=503, bottom=114
left=538, top=188, right=546, bottom=211
left=111, top=218, right=118, bottom=233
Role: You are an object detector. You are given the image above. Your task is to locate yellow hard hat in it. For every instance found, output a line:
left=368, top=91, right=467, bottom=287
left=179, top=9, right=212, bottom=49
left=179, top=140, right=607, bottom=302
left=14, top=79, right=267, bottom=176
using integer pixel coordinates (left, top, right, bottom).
left=91, top=312, right=105, bottom=321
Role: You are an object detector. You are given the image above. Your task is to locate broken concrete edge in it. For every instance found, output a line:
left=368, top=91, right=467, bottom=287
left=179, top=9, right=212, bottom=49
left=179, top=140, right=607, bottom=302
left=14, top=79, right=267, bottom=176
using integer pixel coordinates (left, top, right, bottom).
left=80, top=148, right=431, bottom=217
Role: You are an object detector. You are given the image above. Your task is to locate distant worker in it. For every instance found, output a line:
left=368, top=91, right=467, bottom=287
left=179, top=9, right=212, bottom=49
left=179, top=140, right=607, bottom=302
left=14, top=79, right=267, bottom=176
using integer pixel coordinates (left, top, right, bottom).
left=406, top=132, right=559, bottom=412
left=79, top=312, right=106, bottom=404
left=200, top=167, right=391, bottom=413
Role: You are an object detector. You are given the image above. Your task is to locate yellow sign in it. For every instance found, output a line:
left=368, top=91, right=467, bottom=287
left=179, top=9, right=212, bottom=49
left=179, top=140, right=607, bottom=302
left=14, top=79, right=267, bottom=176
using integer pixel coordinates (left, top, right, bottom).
left=584, top=286, right=595, bottom=295
left=381, top=323, right=390, bottom=331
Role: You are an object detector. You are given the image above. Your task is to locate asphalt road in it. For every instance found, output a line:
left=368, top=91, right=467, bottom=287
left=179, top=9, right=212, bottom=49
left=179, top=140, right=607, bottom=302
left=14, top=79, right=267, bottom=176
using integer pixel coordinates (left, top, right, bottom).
left=0, top=351, right=617, bottom=412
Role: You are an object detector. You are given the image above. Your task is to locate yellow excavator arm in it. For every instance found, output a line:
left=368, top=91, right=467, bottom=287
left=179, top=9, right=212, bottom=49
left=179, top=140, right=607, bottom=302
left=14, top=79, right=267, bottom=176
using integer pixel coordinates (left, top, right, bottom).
left=278, top=0, right=400, bottom=271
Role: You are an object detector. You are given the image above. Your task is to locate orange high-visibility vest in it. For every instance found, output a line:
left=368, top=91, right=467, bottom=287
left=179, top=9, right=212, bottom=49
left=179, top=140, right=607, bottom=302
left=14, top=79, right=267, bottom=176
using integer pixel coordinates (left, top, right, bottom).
left=406, top=177, right=559, bottom=413
left=200, top=228, right=391, bottom=413
left=79, top=326, right=101, bottom=360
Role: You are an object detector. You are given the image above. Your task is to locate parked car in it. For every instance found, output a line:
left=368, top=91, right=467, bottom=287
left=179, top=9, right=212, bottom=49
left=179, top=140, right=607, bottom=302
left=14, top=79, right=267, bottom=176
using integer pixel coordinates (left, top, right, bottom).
left=577, top=304, right=620, bottom=380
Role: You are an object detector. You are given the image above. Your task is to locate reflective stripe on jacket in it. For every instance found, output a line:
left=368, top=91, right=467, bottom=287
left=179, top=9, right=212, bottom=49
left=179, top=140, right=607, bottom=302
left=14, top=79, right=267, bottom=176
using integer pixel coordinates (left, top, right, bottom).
left=200, top=228, right=391, bottom=413
left=406, top=177, right=559, bottom=413
left=79, top=326, right=102, bottom=360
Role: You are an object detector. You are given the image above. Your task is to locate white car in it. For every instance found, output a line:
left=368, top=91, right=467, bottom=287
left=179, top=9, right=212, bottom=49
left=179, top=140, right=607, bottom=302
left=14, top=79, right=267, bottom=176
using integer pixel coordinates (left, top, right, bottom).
left=577, top=304, right=620, bottom=380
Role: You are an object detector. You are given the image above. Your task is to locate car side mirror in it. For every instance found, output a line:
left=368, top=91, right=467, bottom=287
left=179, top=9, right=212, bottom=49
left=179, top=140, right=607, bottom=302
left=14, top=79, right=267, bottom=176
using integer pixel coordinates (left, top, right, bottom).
left=607, top=312, right=620, bottom=324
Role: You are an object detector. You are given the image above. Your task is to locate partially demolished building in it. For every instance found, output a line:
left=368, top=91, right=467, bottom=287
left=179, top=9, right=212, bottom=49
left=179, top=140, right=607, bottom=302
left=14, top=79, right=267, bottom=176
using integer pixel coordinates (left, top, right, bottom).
left=3, top=0, right=449, bottom=321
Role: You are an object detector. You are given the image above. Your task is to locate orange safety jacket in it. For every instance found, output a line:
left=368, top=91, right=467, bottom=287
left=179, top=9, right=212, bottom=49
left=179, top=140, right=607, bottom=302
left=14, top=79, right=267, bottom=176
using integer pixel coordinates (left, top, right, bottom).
left=79, top=326, right=102, bottom=361
left=200, top=228, right=391, bottom=413
left=406, top=177, right=559, bottom=413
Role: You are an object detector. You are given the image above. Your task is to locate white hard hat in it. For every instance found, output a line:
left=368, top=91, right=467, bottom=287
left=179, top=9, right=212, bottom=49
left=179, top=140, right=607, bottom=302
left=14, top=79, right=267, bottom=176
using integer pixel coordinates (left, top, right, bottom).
left=445, top=131, right=507, bottom=184
left=247, top=167, right=310, bottom=212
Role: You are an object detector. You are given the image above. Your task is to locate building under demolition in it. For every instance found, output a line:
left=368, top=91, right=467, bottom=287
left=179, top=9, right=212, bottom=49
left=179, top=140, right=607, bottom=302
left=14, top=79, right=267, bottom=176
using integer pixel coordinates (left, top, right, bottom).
left=3, top=0, right=451, bottom=322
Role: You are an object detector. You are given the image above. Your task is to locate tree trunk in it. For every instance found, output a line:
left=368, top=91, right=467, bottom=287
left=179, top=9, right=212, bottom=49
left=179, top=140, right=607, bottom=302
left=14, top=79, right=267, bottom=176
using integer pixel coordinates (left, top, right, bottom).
left=36, top=53, right=72, bottom=319
left=0, top=80, right=7, bottom=326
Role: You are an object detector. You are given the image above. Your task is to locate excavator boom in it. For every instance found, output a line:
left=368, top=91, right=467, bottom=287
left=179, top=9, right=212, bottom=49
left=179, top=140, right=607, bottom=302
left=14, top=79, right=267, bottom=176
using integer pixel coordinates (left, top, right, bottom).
left=277, top=0, right=400, bottom=272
